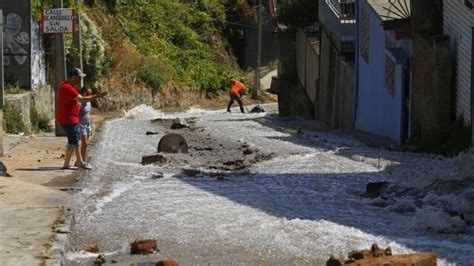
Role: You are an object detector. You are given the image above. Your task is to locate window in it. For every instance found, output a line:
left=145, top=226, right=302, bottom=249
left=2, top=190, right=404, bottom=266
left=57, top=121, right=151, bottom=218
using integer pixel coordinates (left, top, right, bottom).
left=385, top=55, right=395, bottom=96
left=361, top=9, right=370, bottom=63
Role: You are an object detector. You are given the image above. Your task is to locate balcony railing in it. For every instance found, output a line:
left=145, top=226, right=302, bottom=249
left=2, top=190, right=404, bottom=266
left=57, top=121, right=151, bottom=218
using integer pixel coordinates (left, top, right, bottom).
left=325, top=0, right=356, bottom=23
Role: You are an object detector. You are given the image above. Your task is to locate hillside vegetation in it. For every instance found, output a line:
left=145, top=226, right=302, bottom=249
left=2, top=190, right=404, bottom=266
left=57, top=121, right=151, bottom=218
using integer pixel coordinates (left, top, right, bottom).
left=36, top=0, right=251, bottom=109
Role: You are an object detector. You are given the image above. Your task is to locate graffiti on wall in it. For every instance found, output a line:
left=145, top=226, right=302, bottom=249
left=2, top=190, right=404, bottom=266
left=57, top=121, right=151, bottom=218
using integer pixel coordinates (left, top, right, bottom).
left=3, top=12, right=30, bottom=66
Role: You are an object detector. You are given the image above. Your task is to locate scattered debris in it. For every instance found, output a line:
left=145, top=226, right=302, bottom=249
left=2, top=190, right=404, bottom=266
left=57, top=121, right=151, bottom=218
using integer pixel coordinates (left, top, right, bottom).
left=142, top=153, right=168, bottom=165
left=327, top=244, right=437, bottom=265
left=83, top=244, right=99, bottom=253
left=326, top=254, right=344, bottom=266
left=158, top=133, right=189, bottom=153
left=93, top=254, right=106, bottom=265
left=152, top=172, right=164, bottom=179
left=55, top=227, right=71, bottom=234
left=182, top=168, right=201, bottom=176
left=137, top=260, right=179, bottom=266
left=157, top=260, right=179, bottom=266
left=425, top=179, right=467, bottom=195
left=344, top=253, right=437, bottom=265
left=170, top=118, right=189, bottom=129
left=250, top=105, right=265, bottom=113
left=130, top=239, right=159, bottom=255
left=365, top=182, right=389, bottom=198
left=223, top=159, right=244, bottom=166
left=243, top=149, right=253, bottom=155
left=151, top=118, right=167, bottom=123
left=146, top=131, right=159, bottom=135
left=194, top=147, right=214, bottom=151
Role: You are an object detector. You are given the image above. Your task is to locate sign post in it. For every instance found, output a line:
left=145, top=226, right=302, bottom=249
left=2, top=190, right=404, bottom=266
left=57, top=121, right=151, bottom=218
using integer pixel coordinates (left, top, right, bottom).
left=42, top=8, right=74, bottom=34
left=42, top=4, right=74, bottom=136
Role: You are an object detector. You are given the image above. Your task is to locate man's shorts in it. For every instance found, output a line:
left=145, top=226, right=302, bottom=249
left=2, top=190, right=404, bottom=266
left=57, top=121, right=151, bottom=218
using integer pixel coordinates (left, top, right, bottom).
left=80, top=122, right=92, bottom=137
left=61, top=124, right=81, bottom=149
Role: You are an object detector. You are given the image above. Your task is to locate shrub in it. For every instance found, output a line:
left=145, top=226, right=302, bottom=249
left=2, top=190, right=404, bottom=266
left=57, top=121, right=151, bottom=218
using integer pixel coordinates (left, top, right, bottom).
left=3, top=101, right=27, bottom=134
left=116, top=0, right=236, bottom=92
left=66, top=10, right=111, bottom=89
left=138, top=56, right=175, bottom=94
left=277, top=0, right=319, bottom=28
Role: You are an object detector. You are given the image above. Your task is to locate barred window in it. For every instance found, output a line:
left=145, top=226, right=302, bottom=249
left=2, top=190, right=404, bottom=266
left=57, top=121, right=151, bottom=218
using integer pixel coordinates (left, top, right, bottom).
left=361, top=9, right=370, bottom=63
left=385, top=55, right=395, bottom=96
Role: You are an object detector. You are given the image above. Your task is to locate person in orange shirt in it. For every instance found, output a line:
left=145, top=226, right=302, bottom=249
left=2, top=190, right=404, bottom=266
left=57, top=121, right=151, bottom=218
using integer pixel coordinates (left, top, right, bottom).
left=227, top=77, right=246, bottom=113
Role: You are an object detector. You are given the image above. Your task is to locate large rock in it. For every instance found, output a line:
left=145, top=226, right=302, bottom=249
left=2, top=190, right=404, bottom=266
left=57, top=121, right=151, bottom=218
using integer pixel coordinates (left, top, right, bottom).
left=130, top=239, right=159, bottom=255
left=158, top=133, right=188, bottom=153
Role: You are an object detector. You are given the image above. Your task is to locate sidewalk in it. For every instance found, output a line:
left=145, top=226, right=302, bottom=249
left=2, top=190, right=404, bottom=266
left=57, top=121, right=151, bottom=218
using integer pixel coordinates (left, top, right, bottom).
left=0, top=134, right=75, bottom=266
left=0, top=112, right=113, bottom=266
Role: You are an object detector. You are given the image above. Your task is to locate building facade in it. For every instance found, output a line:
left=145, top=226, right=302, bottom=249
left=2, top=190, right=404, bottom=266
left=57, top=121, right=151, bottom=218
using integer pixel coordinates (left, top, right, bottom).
left=355, top=0, right=412, bottom=144
left=443, top=0, right=474, bottom=125
left=317, top=0, right=356, bottom=129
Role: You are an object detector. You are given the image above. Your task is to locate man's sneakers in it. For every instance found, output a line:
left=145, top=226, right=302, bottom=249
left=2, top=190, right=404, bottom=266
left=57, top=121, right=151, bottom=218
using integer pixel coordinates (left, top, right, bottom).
left=74, top=161, right=94, bottom=170
left=61, top=165, right=79, bottom=170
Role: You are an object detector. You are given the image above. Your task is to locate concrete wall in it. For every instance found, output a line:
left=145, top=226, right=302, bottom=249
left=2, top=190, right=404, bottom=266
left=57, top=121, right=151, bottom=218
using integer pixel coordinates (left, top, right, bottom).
left=277, top=29, right=314, bottom=119
left=316, top=30, right=335, bottom=125
left=410, top=0, right=452, bottom=141
left=337, top=59, right=354, bottom=129
left=295, top=28, right=320, bottom=104
left=443, top=0, right=474, bottom=125
left=0, top=0, right=32, bottom=89
left=355, top=0, right=407, bottom=144
left=411, top=34, right=452, bottom=139
left=5, top=85, right=54, bottom=131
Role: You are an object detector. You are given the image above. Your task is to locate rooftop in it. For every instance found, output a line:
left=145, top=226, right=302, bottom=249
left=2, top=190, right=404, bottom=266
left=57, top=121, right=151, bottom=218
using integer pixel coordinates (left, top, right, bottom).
left=366, top=0, right=411, bottom=21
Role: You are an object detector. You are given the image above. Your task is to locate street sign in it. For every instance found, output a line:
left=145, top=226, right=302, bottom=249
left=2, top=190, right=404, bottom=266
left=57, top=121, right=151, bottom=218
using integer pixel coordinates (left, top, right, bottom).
left=42, top=8, right=74, bottom=34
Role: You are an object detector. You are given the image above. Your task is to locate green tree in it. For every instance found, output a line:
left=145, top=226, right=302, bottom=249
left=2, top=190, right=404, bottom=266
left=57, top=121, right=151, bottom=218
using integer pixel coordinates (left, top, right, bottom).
left=277, top=0, right=318, bottom=27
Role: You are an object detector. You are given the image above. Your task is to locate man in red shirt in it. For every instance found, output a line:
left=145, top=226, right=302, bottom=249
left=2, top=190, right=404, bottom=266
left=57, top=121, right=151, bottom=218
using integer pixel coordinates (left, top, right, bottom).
left=227, top=77, right=246, bottom=113
left=57, top=68, right=107, bottom=170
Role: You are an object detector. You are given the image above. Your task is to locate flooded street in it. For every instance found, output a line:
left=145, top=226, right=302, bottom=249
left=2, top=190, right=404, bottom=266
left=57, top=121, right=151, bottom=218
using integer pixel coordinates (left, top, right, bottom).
left=66, top=104, right=473, bottom=265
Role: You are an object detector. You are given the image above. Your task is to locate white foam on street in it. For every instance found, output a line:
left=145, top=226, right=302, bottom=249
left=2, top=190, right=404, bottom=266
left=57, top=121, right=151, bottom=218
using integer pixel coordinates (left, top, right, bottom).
left=67, top=104, right=473, bottom=265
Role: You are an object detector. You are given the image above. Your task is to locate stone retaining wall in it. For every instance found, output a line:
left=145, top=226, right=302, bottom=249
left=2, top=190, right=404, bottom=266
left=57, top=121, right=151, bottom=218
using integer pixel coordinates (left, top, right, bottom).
left=5, top=85, right=55, bottom=131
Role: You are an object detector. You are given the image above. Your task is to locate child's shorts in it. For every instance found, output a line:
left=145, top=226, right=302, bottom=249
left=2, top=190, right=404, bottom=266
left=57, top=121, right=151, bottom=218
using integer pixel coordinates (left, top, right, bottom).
left=80, top=123, right=92, bottom=137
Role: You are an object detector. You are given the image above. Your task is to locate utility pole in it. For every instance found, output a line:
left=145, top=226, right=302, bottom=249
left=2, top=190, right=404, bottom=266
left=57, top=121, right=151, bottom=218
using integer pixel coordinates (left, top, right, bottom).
left=72, top=2, right=83, bottom=87
left=253, top=0, right=263, bottom=99
left=471, top=27, right=473, bottom=146
left=54, top=0, right=67, bottom=136
left=0, top=9, right=4, bottom=155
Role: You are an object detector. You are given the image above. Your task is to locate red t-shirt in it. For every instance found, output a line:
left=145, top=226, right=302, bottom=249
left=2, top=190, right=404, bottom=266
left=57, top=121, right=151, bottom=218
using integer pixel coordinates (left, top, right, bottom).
left=56, top=81, right=80, bottom=125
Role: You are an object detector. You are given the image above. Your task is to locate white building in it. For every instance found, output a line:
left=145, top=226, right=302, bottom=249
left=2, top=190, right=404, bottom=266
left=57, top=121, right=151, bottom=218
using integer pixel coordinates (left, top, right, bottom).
left=443, top=0, right=474, bottom=126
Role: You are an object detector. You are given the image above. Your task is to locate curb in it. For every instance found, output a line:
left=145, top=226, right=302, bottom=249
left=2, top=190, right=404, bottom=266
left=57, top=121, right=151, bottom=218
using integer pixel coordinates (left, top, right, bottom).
left=44, top=207, right=75, bottom=266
